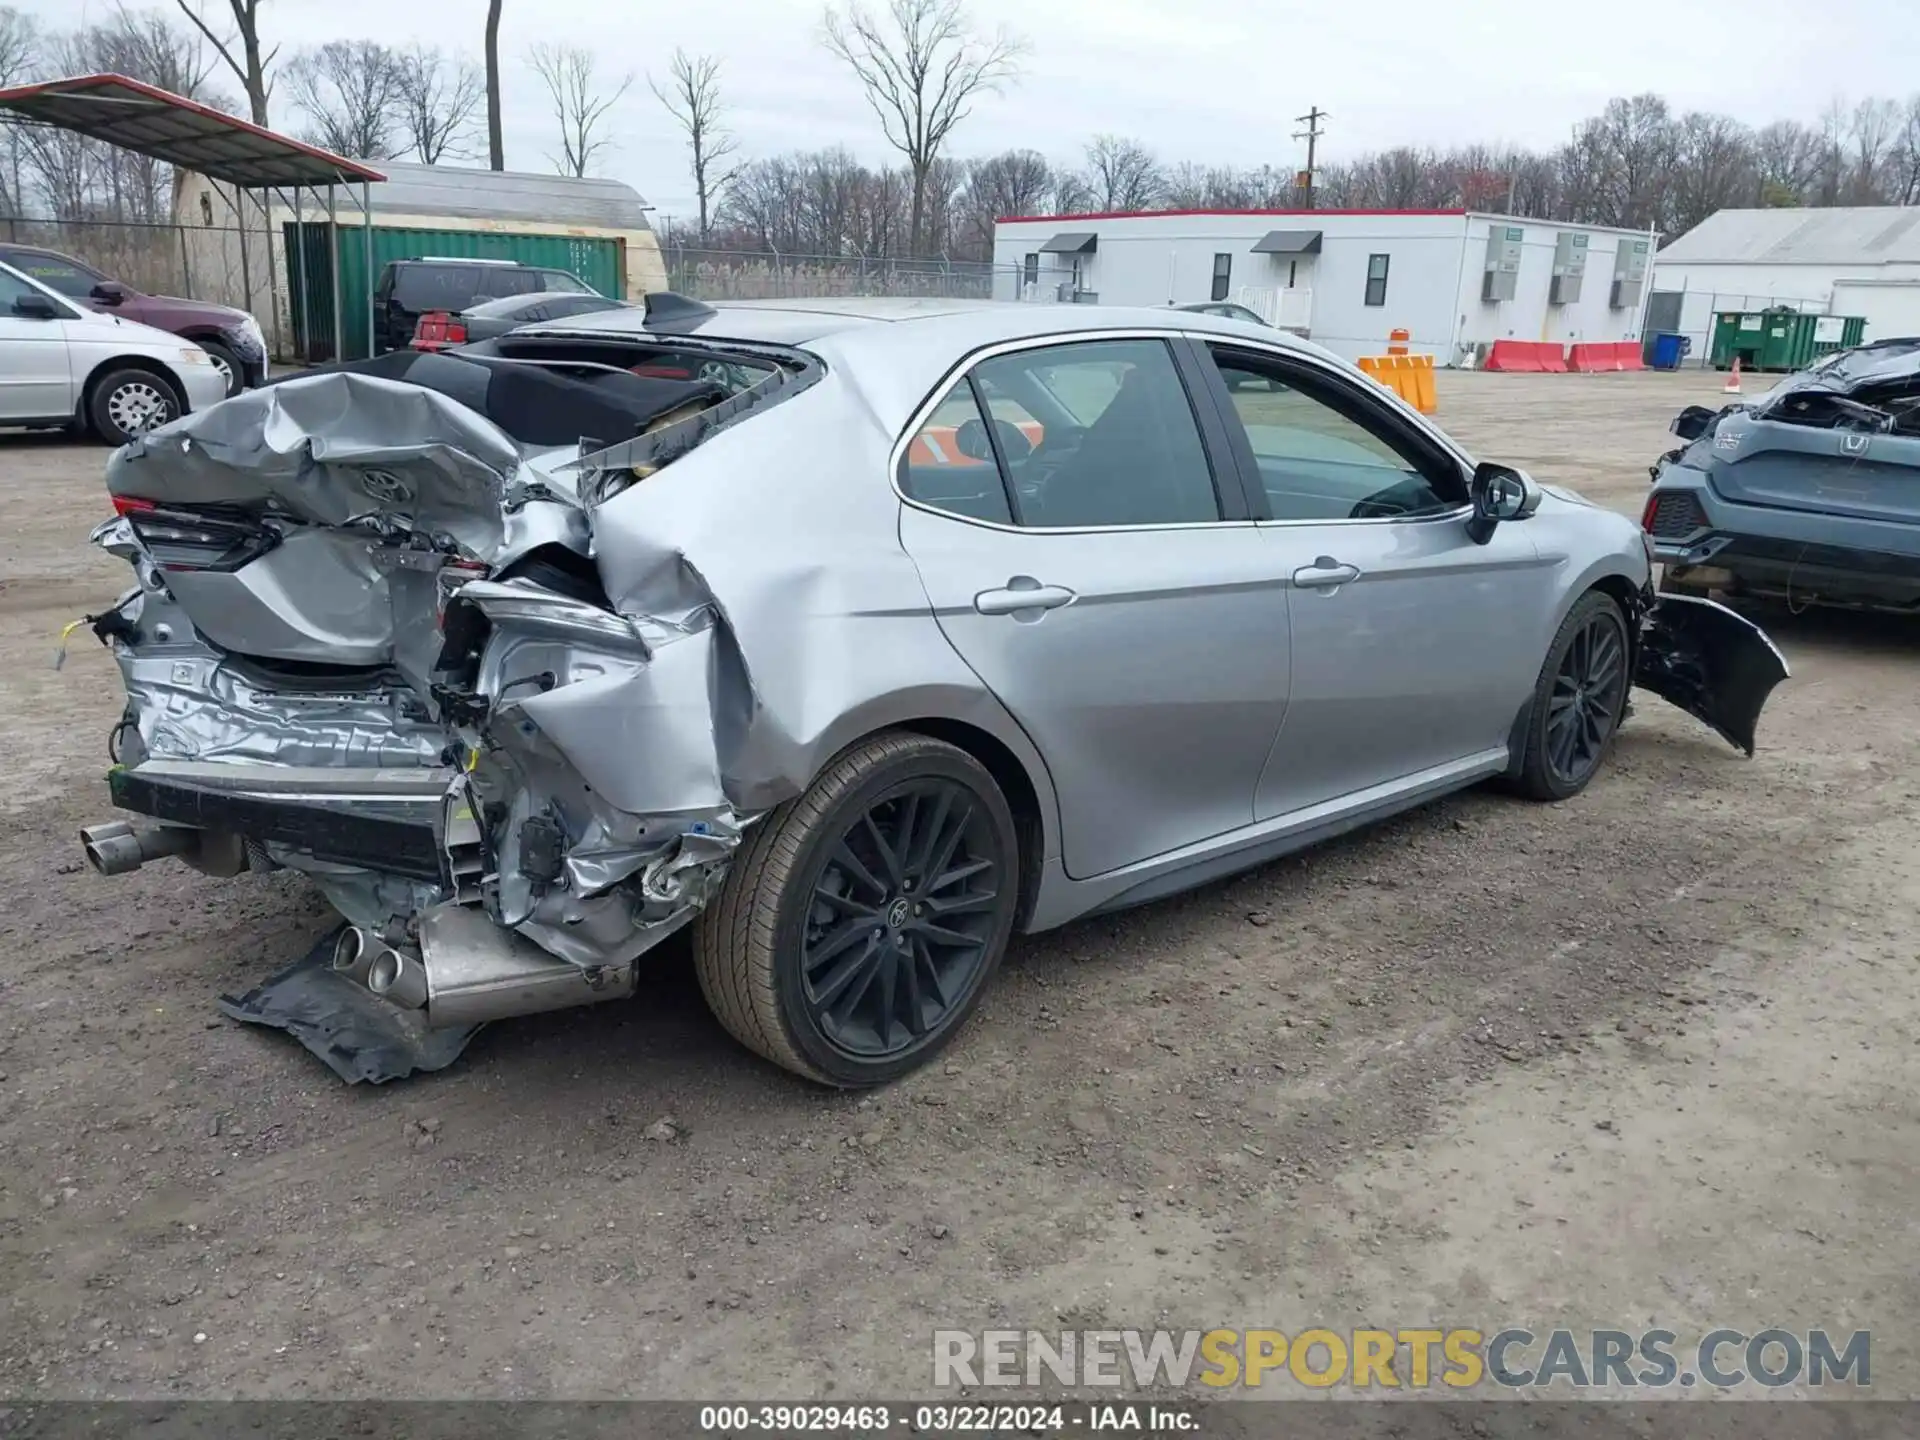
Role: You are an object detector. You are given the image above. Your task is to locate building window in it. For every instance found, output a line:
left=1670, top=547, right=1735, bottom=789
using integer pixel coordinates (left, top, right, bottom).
left=1364, top=253, right=1390, bottom=307
left=1211, top=253, right=1232, bottom=302
left=1023, top=253, right=1039, bottom=288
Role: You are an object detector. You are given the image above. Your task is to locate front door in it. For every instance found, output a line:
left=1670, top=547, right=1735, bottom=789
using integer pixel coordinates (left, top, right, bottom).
left=1196, top=343, right=1556, bottom=819
left=0, top=271, right=73, bottom=420
left=897, top=335, right=1291, bottom=880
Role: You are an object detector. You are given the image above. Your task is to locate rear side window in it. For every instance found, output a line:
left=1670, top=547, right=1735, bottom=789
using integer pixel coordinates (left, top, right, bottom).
left=391, top=264, right=481, bottom=310
left=478, top=267, right=545, bottom=299
left=899, top=379, right=1017, bottom=525
left=901, top=339, right=1222, bottom=529
left=540, top=270, right=594, bottom=294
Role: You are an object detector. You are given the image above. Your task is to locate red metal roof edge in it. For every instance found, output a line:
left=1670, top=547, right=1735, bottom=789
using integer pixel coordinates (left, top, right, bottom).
left=0, top=72, right=387, bottom=185
left=996, top=207, right=1467, bottom=224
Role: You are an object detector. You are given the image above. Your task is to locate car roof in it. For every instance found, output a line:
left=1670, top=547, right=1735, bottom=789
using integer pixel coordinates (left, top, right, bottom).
left=532, top=295, right=1313, bottom=353
left=463, top=290, right=628, bottom=317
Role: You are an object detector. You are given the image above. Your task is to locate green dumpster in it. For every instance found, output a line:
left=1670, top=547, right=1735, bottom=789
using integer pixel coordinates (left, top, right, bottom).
left=1710, top=309, right=1868, bottom=372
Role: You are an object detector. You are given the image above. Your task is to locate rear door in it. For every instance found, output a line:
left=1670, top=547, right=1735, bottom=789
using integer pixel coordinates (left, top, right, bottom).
left=897, top=333, right=1292, bottom=880
left=1195, top=343, right=1554, bottom=818
left=0, top=268, right=73, bottom=419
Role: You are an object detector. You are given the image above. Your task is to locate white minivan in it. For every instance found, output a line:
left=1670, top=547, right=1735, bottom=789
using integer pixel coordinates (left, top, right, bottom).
left=0, top=259, right=229, bottom=444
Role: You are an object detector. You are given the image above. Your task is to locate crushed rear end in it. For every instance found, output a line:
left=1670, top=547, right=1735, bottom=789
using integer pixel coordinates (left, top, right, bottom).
left=1646, top=341, right=1920, bottom=611
left=77, top=318, right=817, bottom=1080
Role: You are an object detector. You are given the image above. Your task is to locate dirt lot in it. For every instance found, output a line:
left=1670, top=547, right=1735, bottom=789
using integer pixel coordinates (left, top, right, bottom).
left=2, top=370, right=1917, bottom=1401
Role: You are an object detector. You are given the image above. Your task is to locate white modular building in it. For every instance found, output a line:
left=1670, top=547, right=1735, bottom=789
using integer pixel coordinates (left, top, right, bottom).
left=991, top=208, right=1657, bottom=365
left=1649, top=207, right=1920, bottom=357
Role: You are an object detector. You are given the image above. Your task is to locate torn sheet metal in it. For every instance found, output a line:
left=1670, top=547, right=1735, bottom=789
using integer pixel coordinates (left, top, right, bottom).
left=1634, top=595, right=1790, bottom=755
left=219, top=929, right=480, bottom=1084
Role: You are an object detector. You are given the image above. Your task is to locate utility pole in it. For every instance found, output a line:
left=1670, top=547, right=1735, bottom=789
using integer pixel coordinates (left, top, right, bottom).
left=1293, top=106, right=1327, bottom=208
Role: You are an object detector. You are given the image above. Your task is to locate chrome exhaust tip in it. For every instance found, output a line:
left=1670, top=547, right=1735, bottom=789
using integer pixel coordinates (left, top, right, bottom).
left=80, top=819, right=197, bottom=876
left=364, top=942, right=429, bottom=1010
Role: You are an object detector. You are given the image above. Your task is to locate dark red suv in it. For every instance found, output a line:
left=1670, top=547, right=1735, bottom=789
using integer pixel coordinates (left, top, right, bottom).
left=0, top=244, right=266, bottom=395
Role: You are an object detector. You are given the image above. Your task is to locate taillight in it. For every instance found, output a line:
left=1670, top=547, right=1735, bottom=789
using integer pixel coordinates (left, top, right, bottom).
left=122, top=503, right=277, bottom=571
left=411, top=312, right=467, bottom=350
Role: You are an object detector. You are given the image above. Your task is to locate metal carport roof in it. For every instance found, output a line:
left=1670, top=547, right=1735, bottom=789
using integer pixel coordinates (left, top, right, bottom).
left=0, top=72, right=384, bottom=187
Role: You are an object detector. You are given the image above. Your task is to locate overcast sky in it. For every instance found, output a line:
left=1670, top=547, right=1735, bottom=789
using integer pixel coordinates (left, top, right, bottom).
left=22, top=0, right=1920, bottom=219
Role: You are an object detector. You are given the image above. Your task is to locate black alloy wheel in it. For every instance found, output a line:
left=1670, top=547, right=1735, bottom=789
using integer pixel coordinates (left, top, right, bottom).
left=800, top=778, right=1002, bottom=1059
left=1545, top=608, right=1628, bottom=786
left=693, top=731, right=1021, bottom=1086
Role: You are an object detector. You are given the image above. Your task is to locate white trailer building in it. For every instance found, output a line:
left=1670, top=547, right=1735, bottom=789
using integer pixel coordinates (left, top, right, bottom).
left=992, top=208, right=1656, bottom=365
left=1649, top=207, right=1920, bottom=358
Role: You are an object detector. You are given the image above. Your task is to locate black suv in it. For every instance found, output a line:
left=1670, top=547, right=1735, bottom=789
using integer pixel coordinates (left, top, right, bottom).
left=372, top=258, right=599, bottom=354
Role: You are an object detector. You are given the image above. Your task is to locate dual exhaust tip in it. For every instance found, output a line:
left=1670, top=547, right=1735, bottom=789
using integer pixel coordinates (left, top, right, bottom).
left=331, top=926, right=430, bottom=1009
left=80, top=820, right=196, bottom=876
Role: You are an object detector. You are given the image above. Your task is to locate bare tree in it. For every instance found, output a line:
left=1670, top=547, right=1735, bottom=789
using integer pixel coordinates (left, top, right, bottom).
left=528, top=42, right=632, bottom=178
left=0, top=6, right=40, bottom=217
left=394, top=44, right=484, bottom=164
left=172, top=0, right=273, bottom=126
left=484, top=0, right=503, bottom=169
left=1846, top=96, right=1902, bottom=202
left=821, top=0, right=1025, bottom=257
left=1081, top=134, right=1163, bottom=211
left=284, top=41, right=403, bottom=159
left=649, top=49, right=738, bottom=240
left=1889, top=96, right=1920, bottom=206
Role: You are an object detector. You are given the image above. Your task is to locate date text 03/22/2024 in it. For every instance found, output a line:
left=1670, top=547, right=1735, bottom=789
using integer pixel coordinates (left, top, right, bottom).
left=697, top=1404, right=1198, bottom=1432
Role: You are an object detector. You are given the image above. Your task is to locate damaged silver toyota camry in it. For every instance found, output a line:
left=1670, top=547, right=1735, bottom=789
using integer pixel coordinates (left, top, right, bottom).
left=75, top=295, right=1788, bottom=1085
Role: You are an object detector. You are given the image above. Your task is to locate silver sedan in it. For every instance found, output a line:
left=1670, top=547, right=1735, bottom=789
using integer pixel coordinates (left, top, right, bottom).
left=78, top=297, right=1786, bottom=1085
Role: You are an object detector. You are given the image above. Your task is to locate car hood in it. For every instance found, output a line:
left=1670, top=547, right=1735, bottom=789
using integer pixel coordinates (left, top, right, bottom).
left=67, top=305, right=205, bottom=353
left=98, top=293, right=252, bottom=329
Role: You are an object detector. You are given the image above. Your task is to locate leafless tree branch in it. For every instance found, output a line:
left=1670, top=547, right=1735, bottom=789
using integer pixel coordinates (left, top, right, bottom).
left=528, top=42, right=633, bottom=179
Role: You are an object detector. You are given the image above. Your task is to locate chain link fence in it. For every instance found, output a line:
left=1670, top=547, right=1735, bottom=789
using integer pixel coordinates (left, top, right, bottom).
left=664, top=245, right=1018, bottom=303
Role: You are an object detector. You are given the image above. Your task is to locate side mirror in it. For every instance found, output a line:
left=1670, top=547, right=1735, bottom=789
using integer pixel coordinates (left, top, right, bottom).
left=90, top=281, right=127, bottom=305
left=1670, top=405, right=1719, bottom=442
left=1465, top=461, right=1541, bottom=545
left=12, top=292, right=58, bottom=320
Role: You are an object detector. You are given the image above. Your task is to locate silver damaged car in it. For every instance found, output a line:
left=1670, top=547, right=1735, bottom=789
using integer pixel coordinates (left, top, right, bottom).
left=77, top=296, right=1788, bottom=1085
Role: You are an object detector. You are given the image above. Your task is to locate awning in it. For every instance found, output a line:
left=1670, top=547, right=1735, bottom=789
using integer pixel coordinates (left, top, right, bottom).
left=0, top=73, right=386, bottom=188
left=1252, top=230, right=1322, bottom=255
left=1039, top=231, right=1098, bottom=254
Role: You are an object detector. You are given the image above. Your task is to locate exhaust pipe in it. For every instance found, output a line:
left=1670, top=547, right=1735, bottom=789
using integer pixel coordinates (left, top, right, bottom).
left=339, top=908, right=635, bottom=1029
left=80, top=820, right=198, bottom=876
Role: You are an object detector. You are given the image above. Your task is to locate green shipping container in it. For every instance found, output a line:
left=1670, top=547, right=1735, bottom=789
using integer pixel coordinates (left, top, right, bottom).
left=1710, top=309, right=1868, bottom=372
left=283, top=223, right=624, bottom=362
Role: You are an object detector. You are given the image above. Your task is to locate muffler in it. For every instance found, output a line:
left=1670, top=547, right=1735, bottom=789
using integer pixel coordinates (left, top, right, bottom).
left=80, top=820, right=197, bottom=876
left=339, top=907, right=635, bottom=1029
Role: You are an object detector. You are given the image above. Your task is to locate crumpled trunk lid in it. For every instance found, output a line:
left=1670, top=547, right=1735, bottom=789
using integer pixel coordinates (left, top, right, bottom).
left=102, top=349, right=728, bottom=697
left=1700, top=411, right=1920, bottom=525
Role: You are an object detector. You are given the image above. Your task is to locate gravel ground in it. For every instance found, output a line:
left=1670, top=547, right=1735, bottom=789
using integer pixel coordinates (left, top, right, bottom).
left=0, top=369, right=1916, bottom=1401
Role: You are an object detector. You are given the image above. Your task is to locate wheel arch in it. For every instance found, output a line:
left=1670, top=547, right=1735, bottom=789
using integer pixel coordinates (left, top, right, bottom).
left=1504, top=567, right=1646, bottom=780
left=891, top=716, right=1049, bottom=931
left=79, top=354, right=186, bottom=419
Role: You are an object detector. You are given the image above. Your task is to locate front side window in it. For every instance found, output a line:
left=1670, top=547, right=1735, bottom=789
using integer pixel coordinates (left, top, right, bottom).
left=1364, top=253, right=1390, bottom=307
left=901, top=338, right=1222, bottom=529
left=6, top=251, right=101, bottom=297
left=540, top=269, right=594, bottom=294
left=1211, top=252, right=1232, bottom=302
left=1209, top=346, right=1460, bottom=521
left=0, top=268, right=58, bottom=312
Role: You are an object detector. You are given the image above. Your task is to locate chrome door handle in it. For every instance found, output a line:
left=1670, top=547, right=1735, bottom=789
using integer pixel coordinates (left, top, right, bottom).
left=974, top=577, right=1077, bottom=616
left=1292, top=559, right=1361, bottom=589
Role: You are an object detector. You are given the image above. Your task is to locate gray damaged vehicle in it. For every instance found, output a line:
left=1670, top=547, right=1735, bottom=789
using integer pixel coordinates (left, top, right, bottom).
left=78, top=296, right=1789, bottom=1085
left=1647, top=337, right=1920, bottom=611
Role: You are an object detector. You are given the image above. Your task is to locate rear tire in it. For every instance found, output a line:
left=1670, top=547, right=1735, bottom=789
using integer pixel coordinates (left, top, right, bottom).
left=693, top=731, right=1020, bottom=1087
left=88, top=368, right=182, bottom=446
left=1516, top=591, right=1631, bottom=802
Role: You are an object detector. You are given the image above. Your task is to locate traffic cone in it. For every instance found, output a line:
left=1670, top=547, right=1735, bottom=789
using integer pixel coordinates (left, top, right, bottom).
left=1723, top=356, right=1742, bottom=395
